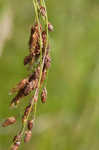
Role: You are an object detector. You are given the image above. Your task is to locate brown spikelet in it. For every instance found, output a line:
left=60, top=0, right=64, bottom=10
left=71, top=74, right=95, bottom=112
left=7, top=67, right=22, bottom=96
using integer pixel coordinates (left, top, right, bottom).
left=48, top=22, right=54, bottom=32
left=41, top=87, right=47, bottom=103
left=24, top=55, right=33, bottom=65
left=28, top=120, right=34, bottom=130
left=40, top=6, right=46, bottom=16
left=43, top=54, right=51, bottom=70
left=10, top=88, right=25, bottom=106
left=41, top=69, right=47, bottom=86
left=22, top=104, right=31, bottom=123
left=42, top=31, right=47, bottom=51
left=11, top=78, right=28, bottom=93
left=24, top=131, right=32, bottom=143
left=2, top=117, right=16, bottom=127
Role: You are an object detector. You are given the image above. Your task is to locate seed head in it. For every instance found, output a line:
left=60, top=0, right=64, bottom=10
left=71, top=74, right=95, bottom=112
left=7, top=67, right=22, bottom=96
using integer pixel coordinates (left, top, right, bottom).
left=3, top=0, right=53, bottom=148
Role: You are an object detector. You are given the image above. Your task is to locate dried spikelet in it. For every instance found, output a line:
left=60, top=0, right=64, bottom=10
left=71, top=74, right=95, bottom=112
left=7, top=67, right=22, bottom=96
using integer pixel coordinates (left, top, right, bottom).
left=24, top=130, right=32, bottom=143
left=11, top=78, right=28, bottom=93
left=28, top=120, right=34, bottom=130
left=40, top=6, right=46, bottom=16
left=42, top=31, right=47, bottom=51
left=10, top=88, right=25, bottom=107
left=41, top=87, right=47, bottom=103
left=2, top=117, right=16, bottom=127
left=24, top=55, right=33, bottom=65
left=40, top=69, right=47, bottom=86
left=43, top=54, right=51, bottom=70
left=22, top=103, right=34, bottom=124
left=48, top=22, right=54, bottom=32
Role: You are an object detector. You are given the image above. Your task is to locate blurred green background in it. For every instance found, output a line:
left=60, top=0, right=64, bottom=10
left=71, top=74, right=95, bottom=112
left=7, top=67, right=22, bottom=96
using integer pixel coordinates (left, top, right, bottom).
left=1, top=0, right=99, bottom=149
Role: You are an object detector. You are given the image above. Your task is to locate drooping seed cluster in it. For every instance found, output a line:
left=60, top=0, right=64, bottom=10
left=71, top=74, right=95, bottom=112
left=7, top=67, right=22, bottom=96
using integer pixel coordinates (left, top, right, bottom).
left=2, top=0, right=53, bottom=150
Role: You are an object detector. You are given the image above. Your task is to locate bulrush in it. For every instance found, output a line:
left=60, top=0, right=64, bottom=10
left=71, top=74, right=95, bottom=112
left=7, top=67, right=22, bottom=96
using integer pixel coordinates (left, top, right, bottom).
left=3, top=0, right=53, bottom=149
left=2, top=117, right=16, bottom=127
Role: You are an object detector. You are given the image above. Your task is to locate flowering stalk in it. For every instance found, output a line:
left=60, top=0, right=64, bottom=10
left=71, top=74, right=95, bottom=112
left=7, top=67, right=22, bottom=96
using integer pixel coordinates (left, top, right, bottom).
left=2, top=0, right=53, bottom=149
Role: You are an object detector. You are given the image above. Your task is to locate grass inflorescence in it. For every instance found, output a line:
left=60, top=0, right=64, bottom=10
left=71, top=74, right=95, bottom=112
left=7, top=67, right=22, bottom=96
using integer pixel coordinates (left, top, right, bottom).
left=2, top=0, right=53, bottom=149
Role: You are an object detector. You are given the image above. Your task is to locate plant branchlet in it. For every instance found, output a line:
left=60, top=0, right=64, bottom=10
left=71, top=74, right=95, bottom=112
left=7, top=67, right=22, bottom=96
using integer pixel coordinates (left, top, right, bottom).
left=2, top=0, right=53, bottom=149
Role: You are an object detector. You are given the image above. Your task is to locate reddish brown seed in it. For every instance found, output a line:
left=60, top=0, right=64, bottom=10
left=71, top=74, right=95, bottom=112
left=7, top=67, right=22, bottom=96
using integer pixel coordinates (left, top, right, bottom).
left=28, top=120, right=34, bottom=130
left=40, top=6, right=46, bottom=16
left=2, top=117, right=16, bottom=127
left=24, top=130, right=32, bottom=143
left=48, top=22, right=54, bottom=32
left=41, top=87, right=47, bottom=103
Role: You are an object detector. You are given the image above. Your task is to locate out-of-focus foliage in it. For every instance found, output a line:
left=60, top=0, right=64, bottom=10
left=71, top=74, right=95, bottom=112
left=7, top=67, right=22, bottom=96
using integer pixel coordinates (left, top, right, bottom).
left=0, top=0, right=99, bottom=150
